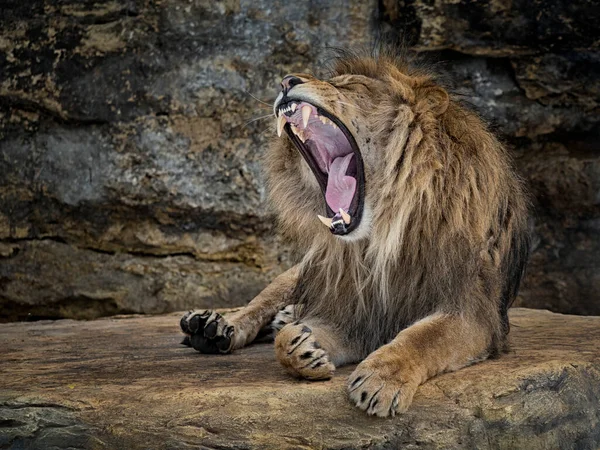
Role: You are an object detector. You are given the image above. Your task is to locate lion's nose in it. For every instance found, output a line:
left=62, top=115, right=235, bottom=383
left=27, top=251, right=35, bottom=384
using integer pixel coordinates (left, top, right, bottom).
left=281, top=75, right=304, bottom=94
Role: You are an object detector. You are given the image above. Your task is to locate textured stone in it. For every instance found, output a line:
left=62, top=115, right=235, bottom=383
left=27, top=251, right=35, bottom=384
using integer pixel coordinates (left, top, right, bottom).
left=513, top=142, right=600, bottom=315
left=1, top=0, right=599, bottom=319
left=0, top=238, right=287, bottom=321
left=437, top=52, right=598, bottom=138
left=387, top=0, right=600, bottom=55
left=0, top=0, right=374, bottom=320
left=1, top=308, right=599, bottom=449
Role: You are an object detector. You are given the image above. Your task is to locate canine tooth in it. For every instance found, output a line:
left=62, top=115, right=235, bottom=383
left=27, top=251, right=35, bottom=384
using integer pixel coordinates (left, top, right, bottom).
left=339, top=208, right=351, bottom=224
left=317, top=215, right=333, bottom=228
left=277, top=114, right=286, bottom=137
left=302, top=105, right=311, bottom=128
left=291, top=103, right=298, bottom=112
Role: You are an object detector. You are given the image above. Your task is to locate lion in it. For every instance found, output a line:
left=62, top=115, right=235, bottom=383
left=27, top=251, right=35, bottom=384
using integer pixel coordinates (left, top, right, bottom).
left=180, top=50, right=531, bottom=417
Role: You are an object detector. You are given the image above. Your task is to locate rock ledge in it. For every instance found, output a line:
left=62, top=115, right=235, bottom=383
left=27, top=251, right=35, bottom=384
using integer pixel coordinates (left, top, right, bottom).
left=1, top=308, right=599, bottom=449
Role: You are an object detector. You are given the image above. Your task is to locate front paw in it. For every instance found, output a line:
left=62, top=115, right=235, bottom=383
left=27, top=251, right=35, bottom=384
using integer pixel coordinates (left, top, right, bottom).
left=275, top=322, right=335, bottom=380
left=347, top=357, right=419, bottom=417
left=180, top=310, right=235, bottom=354
left=270, top=304, right=297, bottom=334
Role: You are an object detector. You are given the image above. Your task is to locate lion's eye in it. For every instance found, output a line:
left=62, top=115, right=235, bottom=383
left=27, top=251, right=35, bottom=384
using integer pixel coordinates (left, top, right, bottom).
left=329, top=75, right=369, bottom=90
left=332, top=80, right=368, bottom=89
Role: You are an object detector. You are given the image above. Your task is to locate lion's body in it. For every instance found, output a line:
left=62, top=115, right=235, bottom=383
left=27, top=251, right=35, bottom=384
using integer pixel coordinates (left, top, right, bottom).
left=181, top=51, right=531, bottom=416
left=266, top=55, right=530, bottom=360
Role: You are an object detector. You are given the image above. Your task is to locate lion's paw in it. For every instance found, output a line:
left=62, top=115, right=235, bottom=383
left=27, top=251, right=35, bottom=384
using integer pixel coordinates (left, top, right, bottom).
left=347, top=358, right=418, bottom=417
left=270, top=304, right=297, bottom=333
left=180, top=310, right=234, bottom=354
left=275, top=322, right=335, bottom=380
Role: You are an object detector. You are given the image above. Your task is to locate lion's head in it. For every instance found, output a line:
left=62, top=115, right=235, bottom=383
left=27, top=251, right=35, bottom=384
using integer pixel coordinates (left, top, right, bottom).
left=267, top=55, right=461, bottom=245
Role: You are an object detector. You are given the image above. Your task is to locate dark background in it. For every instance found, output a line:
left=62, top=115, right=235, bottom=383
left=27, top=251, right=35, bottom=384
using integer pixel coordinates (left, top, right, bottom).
left=0, top=0, right=598, bottom=321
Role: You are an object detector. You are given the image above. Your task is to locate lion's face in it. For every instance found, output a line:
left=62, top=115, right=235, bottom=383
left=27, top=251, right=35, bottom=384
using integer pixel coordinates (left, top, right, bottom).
left=272, top=72, right=395, bottom=239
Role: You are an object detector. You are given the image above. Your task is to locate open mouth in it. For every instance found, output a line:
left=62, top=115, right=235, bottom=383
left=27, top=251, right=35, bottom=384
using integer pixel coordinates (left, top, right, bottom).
left=275, top=100, right=365, bottom=236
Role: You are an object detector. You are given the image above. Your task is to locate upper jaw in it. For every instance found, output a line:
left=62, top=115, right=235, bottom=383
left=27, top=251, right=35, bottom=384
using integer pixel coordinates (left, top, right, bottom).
left=273, top=97, right=366, bottom=236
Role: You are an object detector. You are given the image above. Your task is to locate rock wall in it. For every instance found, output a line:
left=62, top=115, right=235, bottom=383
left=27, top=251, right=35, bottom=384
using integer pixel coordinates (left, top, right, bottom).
left=0, top=0, right=598, bottom=320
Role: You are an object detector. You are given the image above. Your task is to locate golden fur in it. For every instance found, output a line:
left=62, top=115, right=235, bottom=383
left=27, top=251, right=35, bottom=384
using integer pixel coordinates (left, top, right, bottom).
left=266, top=54, right=530, bottom=358
left=181, top=51, right=531, bottom=416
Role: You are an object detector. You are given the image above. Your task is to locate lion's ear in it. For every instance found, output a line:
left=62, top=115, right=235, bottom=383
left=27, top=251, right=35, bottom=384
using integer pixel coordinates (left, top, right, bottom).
left=418, top=86, right=449, bottom=116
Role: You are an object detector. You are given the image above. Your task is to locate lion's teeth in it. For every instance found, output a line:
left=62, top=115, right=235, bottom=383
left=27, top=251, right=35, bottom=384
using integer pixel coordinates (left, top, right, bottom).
left=302, top=105, right=311, bottom=128
left=339, top=208, right=351, bottom=224
left=317, top=215, right=333, bottom=228
left=319, top=116, right=337, bottom=129
left=291, top=103, right=298, bottom=112
left=317, top=115, right=338, bottom=129
left=277, top=114, right=286, bottom=137
left=290, top=124, right=307, bottom=143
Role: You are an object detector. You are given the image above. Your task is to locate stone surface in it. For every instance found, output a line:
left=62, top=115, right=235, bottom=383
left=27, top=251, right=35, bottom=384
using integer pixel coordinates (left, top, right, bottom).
left=0, top=0, right=374, bottom=320
left=1, top=0, right=599, bottom=319
left=1, top=308, right=599, bottom=449
left=0, top=238, right=286, bottom=321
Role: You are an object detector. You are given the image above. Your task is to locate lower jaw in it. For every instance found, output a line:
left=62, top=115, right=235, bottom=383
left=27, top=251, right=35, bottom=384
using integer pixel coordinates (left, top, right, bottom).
left=333, top=205, right=370, bottom=241
left=324, top=190, right=364, bottom=236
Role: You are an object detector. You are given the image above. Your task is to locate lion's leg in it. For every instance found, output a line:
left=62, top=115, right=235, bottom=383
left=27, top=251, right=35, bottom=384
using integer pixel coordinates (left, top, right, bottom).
left=275, top=318, right=356, bottom=381
left=180, top=265, right=299, bottom=354
left=347, top=313, right=491, bottom=417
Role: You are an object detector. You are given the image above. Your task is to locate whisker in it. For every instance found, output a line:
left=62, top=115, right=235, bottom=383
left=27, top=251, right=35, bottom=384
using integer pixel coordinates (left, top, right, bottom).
left=244, top=90, right=273, bottom=107
left=255, top=123, right=279, bottom=139
left=247, top=107, right=272, bottom=117
left=244, top=114, right=274, bottom=127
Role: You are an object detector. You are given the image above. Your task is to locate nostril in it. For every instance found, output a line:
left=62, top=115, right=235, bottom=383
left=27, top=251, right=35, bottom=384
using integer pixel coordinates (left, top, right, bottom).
left=281, top=75, right=304, bottom=92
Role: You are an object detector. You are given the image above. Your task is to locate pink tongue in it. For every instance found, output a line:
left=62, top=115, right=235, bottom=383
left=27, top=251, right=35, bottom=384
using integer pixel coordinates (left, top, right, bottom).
left=325, top=153, right=356, bottom=212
